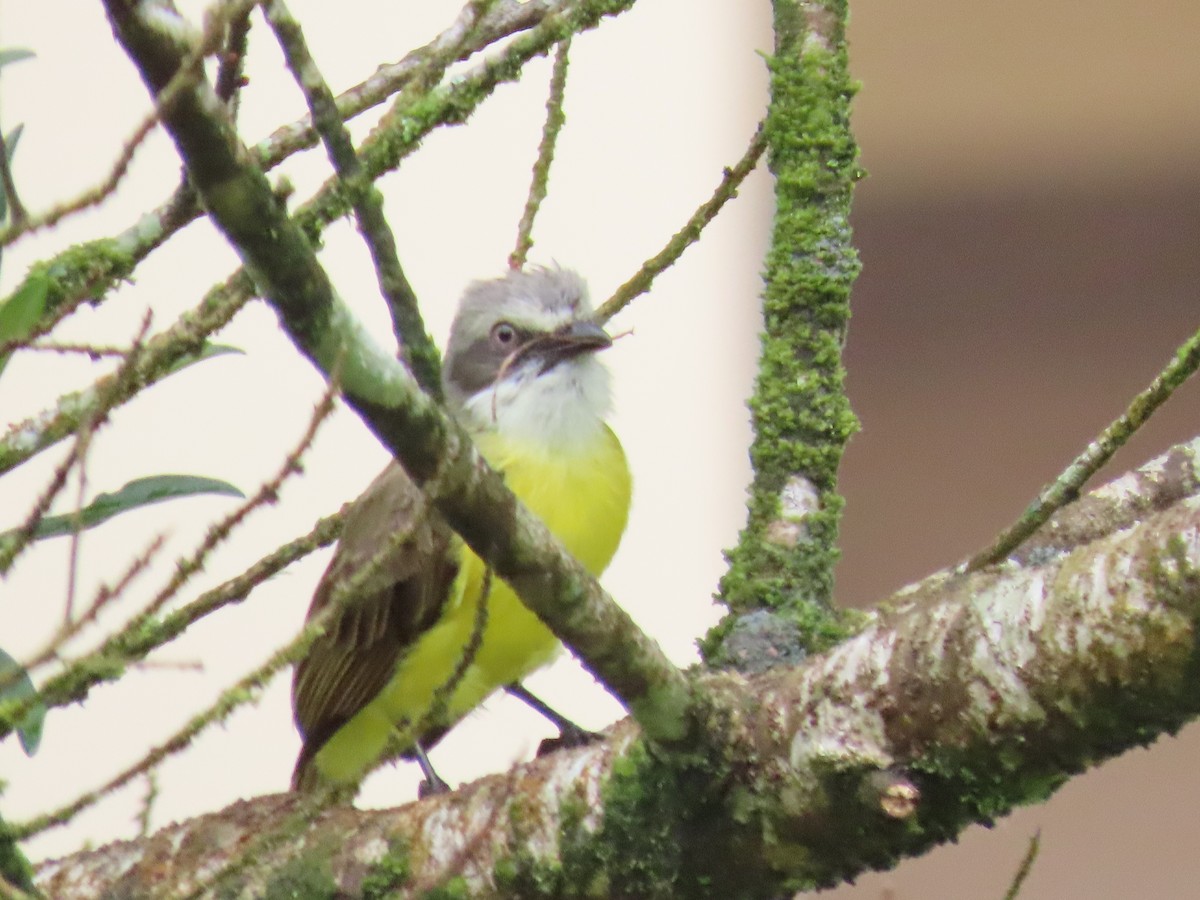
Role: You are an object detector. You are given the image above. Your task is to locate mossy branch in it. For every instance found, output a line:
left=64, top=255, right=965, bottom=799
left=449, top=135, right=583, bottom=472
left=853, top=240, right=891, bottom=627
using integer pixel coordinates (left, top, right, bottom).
left=39, top=436, right=1200, bottom=898
left=708, top=0, right=861, bottom=664
left=101, top=0, right=694, bottom=752
left=966, top=321, right=1200, bottom=571
left=264, top=0, right=439, bottom=395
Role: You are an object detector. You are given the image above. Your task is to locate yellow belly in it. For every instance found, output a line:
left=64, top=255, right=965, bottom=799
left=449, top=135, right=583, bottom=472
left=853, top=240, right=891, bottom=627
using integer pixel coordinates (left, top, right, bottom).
left=312, top=426, right=630, bottom=785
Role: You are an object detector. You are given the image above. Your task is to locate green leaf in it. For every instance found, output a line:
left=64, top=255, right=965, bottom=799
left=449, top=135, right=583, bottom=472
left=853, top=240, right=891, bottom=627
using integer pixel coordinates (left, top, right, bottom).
left=0, top=646, right=43, bottom=756
left=0, top=270, right=49, bottom=379
left=26, top=474, right=245, bottom=540
left=3, top=123, right=22, bottom=162
left=0, top=49, right=34, bottom=70
left=0, top=124, right=22, bottom=227
left=165, top=341, right=245, bottom=376
left=0, top=809, right=35, bottom=892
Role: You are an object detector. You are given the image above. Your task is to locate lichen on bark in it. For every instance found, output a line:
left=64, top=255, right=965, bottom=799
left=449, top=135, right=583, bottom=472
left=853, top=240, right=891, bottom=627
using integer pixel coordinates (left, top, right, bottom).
left=706, top=0, right=863, bottom=664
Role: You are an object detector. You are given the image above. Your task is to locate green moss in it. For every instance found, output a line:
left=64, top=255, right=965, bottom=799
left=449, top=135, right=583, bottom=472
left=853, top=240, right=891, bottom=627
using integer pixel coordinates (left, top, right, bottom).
left=492, top=741, right=751, bottom=899
left=0, top=238, right=136, bottom=341
left=422, top=876, right=470, bottom=900
left=360, top=839, right=412, bottom=898
left=256, top=851, right=339, bottom=900
left=709, top=2, right=861, bottom=664
left=494, top=792, right=602, bottom=898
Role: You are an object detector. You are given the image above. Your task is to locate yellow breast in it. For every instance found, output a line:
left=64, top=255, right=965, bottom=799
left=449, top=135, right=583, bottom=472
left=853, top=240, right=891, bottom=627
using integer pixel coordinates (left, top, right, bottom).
left=311, top=425, right=631, bottom=785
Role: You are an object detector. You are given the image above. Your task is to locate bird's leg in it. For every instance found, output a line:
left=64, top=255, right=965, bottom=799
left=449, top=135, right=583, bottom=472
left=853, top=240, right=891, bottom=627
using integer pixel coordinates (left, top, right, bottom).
left=505, top=683, right=601, bottom=755
left=413, top=740, right=451, bottom=797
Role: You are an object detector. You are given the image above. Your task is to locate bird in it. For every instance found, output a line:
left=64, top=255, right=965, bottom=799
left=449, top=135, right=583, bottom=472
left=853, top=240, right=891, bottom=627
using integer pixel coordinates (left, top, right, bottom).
left=291, top=266, right=632, bottom=794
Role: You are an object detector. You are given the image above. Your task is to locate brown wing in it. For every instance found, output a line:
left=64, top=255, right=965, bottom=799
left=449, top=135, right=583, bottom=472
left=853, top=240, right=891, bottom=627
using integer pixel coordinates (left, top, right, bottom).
left=290, top=462, right=459, bottom=791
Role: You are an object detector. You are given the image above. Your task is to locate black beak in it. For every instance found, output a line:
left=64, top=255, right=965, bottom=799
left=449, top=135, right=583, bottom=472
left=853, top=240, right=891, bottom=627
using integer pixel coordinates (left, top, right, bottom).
left=534, top=320, right=612, bottom=373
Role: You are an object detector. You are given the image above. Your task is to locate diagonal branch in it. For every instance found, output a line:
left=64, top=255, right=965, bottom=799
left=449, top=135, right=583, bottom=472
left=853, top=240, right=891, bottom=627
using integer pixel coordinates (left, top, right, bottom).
left=263, top=0, right=440, bottom=395
left=101, top=0, right=694, bottom=749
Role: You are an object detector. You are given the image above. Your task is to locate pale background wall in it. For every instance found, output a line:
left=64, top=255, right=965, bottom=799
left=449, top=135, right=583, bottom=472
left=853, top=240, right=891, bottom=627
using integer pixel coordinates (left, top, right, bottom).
left=0, top=2, right=1197, bottom=898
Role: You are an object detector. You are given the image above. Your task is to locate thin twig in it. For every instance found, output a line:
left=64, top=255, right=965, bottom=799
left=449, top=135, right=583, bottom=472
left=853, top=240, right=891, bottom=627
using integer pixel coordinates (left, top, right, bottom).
left=130, top=366, right=341, bottom=626
left=595, top=119, right=767, bottom=322
left=0, top=281, right=112, bottom=364
left=214, top=5, right=253, bottom=112
left=6, top=385, right=345, bottom=840
left=0, top=510, right=342, bottom=746
left=63, top=442, right=92, bottom=625
left=23, top=535, right=167, bottom=675
left=416, top=569, right=492, bottom=751
left=262, top=0, right=440, bottom=395
left=0, top=383, right=341, bottom=745
left=135, top=774, right=159, bottom=839
left=966, top=323, right=1200, bottom=572
left=1002, top=830, right=1041, bottom=900
left=509, top=37, right=572, bottom=270
left=192, top=564, right=496, bottom=898
left=0, top=312, right=153, bottom=575
left=0, top=0, right=578, bottom=369
left=10, top=484, right=421, bottom=841
left=0, top=272, right=253, bottom=478
left=0, top=0, right=255, bottom=249
left=23, top=341, right=128, bottom=359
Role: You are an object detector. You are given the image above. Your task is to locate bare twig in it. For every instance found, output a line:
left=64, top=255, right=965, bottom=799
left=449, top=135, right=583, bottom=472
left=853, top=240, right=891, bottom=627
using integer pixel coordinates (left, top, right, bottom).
left=0, top=0, right=255, bottom=248
left=135, top=774, right=159, bottom=839
left=418, top=568, right=492, bottom=750
left=130, top=365, right=341, bottom=626
left=0, top=279, right=112, bottom=362
left=262, top=0, right=439, bottom=395
left=595, top=119, right=767, bottom=322
left=509, top=37, right=572, bottom=270
left=213, top=5, right=253, bottom=110
left=0, top=312, right=153, bottom=574
left=7, top=383, right=344, bottom=840
left=1002, top=830, right=1042, bottom=900
left=22, top=341, right=128, bottom=359
left=0, top=509, right=342, bottom=746
left=23, top=535, right=167, bottom=676
left=63, top=445, right=91, bottom=625
left=966, top=323, right=1200, bottom=571
left=0, top=271, right=253, bottom=478
left=0, top=0, right=579, bottom=372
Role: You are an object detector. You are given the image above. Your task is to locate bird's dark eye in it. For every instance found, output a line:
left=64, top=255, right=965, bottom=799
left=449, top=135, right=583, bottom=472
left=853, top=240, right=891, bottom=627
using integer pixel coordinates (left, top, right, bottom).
left=490, top=322, right=518, bottom=349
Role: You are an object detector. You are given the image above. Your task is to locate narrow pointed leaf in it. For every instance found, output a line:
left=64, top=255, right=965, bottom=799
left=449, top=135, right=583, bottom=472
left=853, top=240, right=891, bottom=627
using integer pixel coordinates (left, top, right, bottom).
left=164, top=341, right=245, bottom=376
left=0, top=49, right=34, bottom=70
left=0, top=124, right=22, bottom=226
left=0, top=646, right=44, bottom=756
left=22, top=474, right=244, bottom=541
left=0, top=270, right=49, bottom=379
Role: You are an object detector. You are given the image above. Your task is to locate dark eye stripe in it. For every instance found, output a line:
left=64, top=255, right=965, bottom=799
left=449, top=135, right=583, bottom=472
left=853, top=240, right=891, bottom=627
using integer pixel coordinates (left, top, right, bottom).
left=446, top=327, right=538, bottom=397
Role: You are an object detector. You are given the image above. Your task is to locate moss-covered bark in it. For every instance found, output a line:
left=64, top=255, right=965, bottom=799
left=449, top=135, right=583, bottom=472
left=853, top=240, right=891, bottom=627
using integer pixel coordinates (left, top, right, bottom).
left=41, top=437, right=1200, bottom=897
left=707, top=0, right=862, bottom=664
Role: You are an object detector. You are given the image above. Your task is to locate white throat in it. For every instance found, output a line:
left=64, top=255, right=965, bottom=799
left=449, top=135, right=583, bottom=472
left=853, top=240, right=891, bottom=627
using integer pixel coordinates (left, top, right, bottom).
left=458, top=354, right=612, bottom=452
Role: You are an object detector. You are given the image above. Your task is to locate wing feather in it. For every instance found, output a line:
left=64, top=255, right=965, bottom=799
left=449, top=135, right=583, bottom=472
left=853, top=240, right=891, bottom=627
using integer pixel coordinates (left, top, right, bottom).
left=291, top=463, right=458, bottom=789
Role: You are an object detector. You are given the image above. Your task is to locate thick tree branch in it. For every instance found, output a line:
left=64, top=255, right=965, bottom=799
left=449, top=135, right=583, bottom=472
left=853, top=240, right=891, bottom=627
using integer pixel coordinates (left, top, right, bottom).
left=40, top=436, right=1200, bottom=898
left=709, top=0, right=862, bottom=661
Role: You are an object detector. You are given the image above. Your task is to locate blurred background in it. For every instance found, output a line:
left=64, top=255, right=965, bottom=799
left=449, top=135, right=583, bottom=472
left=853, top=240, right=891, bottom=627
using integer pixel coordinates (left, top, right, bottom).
left=0, top=1, right=1197, bottom=897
